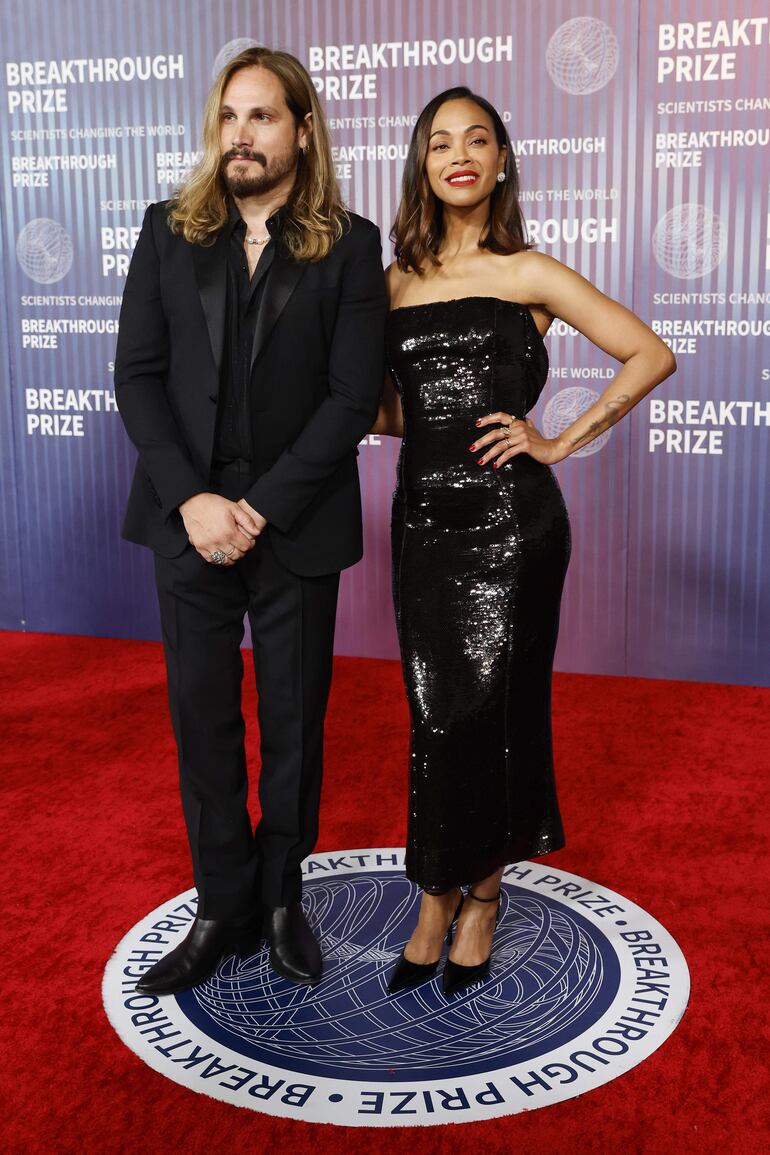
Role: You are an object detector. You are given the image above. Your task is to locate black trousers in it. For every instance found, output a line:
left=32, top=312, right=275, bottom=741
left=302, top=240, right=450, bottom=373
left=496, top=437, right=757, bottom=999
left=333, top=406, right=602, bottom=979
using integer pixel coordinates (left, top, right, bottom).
left=153, top=465, right=340, bottom=919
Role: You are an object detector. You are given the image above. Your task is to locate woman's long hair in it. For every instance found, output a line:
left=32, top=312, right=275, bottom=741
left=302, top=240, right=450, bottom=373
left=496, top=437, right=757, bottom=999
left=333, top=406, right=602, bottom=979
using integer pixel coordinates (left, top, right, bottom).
left=168, top=47, right=347, bottom=261
left=392, top=86, right=530, bottom=275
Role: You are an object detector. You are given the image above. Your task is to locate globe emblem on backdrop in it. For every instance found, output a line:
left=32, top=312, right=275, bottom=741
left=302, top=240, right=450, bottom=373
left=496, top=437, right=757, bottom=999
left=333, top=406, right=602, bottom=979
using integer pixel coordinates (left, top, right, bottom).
left=179, top=874, right=616, bottom=1081
left=545, top=17, right=619, bottom=95
left=542, top=387, right=611, bottom=457
left=652, top=204, right=726, bottom=279
left=16, top=218, right=73, bottom=284
left=213, top=37, right=262, bottom=78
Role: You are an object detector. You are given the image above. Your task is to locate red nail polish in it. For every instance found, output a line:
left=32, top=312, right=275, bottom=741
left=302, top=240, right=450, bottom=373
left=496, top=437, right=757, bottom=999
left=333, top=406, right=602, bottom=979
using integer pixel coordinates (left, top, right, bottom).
left=469, top=443, right=476, bottom=451
left=475, top=419, right=482, bottom=426
left=477, top=457, right=485, bottom=465
left=493, top=461, right=500, bottom=469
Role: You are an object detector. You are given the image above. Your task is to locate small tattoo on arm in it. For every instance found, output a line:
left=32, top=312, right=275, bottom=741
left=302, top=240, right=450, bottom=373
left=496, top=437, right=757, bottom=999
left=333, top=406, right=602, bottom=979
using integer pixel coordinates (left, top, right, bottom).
left=570, top=394, right=630, bottom=448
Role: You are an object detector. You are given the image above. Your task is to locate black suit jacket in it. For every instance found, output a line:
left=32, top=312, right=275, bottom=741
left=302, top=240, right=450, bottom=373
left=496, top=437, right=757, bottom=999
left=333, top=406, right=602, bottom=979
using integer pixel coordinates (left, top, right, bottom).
left=115, top=202, right=387, bottom=575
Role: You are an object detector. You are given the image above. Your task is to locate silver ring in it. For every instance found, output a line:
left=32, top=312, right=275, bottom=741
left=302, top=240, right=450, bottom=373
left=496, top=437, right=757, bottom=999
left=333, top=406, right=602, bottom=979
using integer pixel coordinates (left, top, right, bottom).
left=210, top=549, right=227, bottom=565
left=223, top=544, right=235, bottom=557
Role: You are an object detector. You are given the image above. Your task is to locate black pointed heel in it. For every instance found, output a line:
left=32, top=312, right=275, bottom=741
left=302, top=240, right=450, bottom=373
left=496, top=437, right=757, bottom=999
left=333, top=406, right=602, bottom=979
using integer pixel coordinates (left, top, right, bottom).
left=442, top=889, right=501, bottom=997
left=387, top=892, right=464, bottom=994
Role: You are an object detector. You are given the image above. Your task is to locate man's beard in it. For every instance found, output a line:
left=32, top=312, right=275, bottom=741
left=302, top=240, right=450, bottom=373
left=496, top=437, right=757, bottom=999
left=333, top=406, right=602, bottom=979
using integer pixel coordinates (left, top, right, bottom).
left=220, top=144, right=300, bottom=198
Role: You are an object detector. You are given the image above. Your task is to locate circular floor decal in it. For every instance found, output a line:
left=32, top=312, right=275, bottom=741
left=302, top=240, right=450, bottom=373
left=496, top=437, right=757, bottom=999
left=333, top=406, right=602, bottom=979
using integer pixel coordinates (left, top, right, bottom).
left=103, top=850, right=689, bottom=1126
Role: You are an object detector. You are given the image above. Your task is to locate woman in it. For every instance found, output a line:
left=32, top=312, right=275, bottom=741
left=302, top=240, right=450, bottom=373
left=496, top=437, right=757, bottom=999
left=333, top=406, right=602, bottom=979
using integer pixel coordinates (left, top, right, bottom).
left=373, top=86, right=675, bottom=997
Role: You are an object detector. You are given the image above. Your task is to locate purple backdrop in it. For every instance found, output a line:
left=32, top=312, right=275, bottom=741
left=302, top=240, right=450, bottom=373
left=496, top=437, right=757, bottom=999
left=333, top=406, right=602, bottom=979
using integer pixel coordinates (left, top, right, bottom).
left=1, top=0, right=768, bottom=685
left=0, top=212, right=24, bottom=630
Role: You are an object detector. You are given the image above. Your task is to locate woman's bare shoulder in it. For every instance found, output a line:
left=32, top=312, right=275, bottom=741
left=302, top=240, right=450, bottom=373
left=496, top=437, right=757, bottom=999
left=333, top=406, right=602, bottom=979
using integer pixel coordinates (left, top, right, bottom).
left=509, top=248, right=565, bottom=281
left=385, top=261, right=415, bottom=308
left=506, top=250, right=581, bottom=315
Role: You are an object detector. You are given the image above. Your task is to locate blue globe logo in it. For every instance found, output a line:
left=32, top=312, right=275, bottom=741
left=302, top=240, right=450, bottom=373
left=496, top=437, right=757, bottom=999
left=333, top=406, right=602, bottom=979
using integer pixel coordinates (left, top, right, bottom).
left=16, top=218, right=73, bottom=284
left=213, top=38, right=262, bottom=79
left=652, top=204, right=726, bottom=280
left=178, top=873, right=619, bottom=1082
left=546, top=18, right=620, bottom=95
left=543, top=387, right=612, bottom=457
left=104, top=856, right=691, bottom=1124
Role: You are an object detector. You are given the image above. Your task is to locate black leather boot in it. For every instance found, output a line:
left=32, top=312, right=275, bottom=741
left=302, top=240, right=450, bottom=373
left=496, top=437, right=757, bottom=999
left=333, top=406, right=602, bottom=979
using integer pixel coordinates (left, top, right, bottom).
left=135, top=915, right=261, bottom=995
left=263, top=903, right=322, bottom=985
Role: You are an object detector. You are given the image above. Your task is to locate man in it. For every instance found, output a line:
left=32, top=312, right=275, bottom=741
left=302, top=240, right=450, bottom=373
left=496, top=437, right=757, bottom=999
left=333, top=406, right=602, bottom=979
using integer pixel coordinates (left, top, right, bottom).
left=115, top=47, right=386, bottom=993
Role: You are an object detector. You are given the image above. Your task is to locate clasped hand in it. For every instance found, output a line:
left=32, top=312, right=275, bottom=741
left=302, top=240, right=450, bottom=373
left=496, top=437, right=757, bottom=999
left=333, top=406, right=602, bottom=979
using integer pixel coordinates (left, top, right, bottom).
left=179, top=493, right=267, bottom=566
left=470, top=411, right=565, bottom=468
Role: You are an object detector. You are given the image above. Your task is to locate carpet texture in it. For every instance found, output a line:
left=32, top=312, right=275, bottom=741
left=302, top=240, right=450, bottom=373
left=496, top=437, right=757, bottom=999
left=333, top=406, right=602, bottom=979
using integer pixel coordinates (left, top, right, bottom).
left=1, top=631, right=769, bottom=1154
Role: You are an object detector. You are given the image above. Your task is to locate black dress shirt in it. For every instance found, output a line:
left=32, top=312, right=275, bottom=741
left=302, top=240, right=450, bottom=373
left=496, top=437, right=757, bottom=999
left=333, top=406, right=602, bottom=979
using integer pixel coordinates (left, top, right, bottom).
left=213, top=200, right=282, bottom=466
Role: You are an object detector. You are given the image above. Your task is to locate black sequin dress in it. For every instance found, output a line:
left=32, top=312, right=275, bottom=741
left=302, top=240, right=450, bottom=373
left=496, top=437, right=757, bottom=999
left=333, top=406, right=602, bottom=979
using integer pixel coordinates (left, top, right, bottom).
left=387, top=296, right=571, bottom=892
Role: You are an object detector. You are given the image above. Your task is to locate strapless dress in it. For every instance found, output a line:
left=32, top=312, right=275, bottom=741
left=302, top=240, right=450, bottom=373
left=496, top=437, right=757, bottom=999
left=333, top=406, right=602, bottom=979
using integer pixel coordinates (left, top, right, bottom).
left=386, top=296, right=571, bottom=890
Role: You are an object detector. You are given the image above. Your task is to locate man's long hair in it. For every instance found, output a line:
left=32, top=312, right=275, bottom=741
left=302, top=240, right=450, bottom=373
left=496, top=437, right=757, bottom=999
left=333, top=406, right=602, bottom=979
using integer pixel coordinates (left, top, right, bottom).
left=168, top=47, right=347, bottom=261
left=392, top=86, right=530, bottom=275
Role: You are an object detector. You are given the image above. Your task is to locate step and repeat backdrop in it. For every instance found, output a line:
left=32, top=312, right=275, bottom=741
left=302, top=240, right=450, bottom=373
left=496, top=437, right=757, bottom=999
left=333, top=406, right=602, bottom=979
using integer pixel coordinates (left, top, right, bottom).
left=1, top=0, right=768, bottom=684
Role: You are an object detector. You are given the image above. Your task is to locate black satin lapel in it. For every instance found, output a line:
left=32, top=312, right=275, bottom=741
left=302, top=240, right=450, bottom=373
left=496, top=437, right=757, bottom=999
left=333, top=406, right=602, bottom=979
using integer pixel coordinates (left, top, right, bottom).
left=251, top=248, right=307, bottom=370
left=191, top=231, right=229, bottom=374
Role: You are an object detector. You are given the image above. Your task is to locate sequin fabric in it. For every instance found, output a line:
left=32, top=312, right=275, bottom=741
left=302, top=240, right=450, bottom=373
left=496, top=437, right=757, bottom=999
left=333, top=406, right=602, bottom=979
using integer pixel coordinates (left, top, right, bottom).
left=387, top=297, right=571, bottom=891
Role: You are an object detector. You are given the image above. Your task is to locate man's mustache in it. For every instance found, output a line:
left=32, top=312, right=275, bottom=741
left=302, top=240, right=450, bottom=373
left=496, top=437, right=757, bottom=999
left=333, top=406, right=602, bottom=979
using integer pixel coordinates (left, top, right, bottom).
left=222, top=147, right=267, bottom=166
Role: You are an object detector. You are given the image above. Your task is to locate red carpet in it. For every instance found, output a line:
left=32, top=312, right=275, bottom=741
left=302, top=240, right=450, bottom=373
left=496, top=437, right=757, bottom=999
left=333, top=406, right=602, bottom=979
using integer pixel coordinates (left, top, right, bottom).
left=2, top=631, right=769, bottom=1153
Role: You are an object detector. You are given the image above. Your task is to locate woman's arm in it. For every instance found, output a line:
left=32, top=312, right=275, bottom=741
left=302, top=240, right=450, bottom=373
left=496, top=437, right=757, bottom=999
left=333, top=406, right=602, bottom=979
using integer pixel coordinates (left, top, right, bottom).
left=473, top=252, right=676, bottom=467
left=370, top=371, right=404, bottom=437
